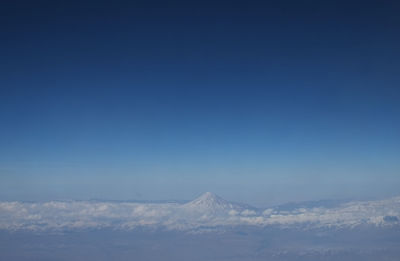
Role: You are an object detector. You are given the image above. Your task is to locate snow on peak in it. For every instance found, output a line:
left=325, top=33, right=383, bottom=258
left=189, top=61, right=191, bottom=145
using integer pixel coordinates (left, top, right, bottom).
left=191, top=192, right=225, bottom=205
left=183, top=192, right=247, bottom=213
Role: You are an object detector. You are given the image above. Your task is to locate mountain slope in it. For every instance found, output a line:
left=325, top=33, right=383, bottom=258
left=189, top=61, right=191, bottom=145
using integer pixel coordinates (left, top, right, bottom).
left=182, top=192, right=255, bottom=214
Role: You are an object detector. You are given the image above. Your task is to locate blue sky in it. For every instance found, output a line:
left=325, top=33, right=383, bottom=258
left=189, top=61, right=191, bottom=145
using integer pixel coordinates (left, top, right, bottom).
left=1, top=1, right=400, bottom=205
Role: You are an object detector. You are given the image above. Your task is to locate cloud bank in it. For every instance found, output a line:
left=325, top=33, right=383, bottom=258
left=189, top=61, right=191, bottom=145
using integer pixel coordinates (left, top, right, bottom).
left=1, top=193, right=399, bottom=232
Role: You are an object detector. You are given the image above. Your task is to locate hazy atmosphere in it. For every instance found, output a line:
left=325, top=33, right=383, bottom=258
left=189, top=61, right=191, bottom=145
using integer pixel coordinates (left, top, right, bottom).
left=2, top=1, right=400, bottom=206
left=1, top=1, right=400, bottom=260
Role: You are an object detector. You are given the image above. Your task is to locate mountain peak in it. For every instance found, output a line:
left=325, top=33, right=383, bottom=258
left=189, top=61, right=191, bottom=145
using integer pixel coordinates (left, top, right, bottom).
left=197, top=192, right=220, bottom=201
left=190, top=192, right=226, bottom=205
left=183, top=192, right=246, bottom=213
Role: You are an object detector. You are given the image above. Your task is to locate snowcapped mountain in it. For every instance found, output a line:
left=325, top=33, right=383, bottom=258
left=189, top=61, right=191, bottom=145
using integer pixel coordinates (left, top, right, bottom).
left=0, top=193, right=399, bottom=232
left=182, top=192, right=251, bottom=213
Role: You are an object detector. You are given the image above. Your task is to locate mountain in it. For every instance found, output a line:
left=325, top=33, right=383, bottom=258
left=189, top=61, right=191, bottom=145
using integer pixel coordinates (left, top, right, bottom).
left=182, top=192, right=255, bottom=214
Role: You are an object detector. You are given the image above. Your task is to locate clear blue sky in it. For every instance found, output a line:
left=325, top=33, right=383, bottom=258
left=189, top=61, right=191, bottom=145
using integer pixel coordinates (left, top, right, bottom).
left=1, top=0, right=400, bottom=205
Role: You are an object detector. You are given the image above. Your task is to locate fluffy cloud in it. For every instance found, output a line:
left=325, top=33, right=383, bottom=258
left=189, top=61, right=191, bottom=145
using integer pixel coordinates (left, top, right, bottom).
left=0, top=196, right=399, bottom=232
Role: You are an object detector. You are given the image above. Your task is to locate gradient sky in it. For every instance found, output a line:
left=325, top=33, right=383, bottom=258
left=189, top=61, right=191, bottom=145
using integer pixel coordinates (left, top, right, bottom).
left=1, top=0, right=400, bottom=206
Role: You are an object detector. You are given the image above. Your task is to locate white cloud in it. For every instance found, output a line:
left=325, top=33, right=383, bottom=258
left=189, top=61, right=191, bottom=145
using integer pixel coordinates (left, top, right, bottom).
left=0, top=196, right=399, bottom=232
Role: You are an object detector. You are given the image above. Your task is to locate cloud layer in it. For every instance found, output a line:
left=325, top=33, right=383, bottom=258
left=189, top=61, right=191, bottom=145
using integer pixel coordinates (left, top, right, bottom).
left=1, top=194, right=399, bottom=232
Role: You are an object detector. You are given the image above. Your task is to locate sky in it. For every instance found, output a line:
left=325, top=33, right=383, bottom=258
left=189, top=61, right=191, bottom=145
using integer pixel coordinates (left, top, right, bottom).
left=1, top=0, right=400, bottom=206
